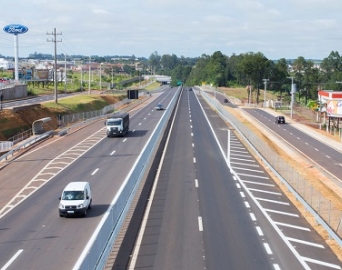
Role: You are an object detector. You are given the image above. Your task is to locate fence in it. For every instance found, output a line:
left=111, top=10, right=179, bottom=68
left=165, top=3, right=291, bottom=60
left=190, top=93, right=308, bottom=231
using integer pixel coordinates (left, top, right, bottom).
left=8, top=129, right=32, bottom=145
left=200, top=88, right=342, bottom=243
left=74, top=86, right=181, bottom=270
left=0, top=141, right=13, bottom=152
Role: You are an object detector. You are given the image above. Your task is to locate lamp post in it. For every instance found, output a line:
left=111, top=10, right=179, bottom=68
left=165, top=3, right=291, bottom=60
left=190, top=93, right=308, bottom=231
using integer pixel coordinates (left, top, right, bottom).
left=99, top=63, right=102, bottom=91
left=288, top=77, right=295, bottom=119
left=64, top=54, right=67, bottom=94
left=263, top=79, right=269, bottom=108
left=0, top=85, right=3, bottom=111
left=88, top=55, right=91, bottom=95
left=111, top=68, right=114, bottom=88
left=80, top=67, right=83, bottom=91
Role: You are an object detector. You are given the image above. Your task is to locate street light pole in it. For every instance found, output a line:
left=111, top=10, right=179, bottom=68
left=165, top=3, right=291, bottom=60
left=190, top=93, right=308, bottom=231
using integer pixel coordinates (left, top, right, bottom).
left=88, top=55, right=91, bottom=95
left=0, top=85, right=3, bottom=111
left=99, top=63, right=102, bottom=91
left=111, top=68, right=114, bottom=88
left=288, top=77, right=295, bottom=119
left=64, top=54, right=67, bottom=94
left=80, top=67, right=83, bottom=91
left=263, top=79, right=269, bottom=108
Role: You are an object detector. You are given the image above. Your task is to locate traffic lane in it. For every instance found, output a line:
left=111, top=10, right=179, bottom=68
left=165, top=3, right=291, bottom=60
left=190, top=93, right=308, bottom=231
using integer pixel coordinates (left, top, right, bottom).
left=0, top=92, right=169, bottom=212
left=190, top=95, right=275, bottom=270
left=2, top=93, right=71, bottom=109
left=133, top=87, right=206, bottom=270
left=0, top=119, right=109, bottom=211
left=0, top=122, right=157, bottom=269
left=245, top=108, right=342, bottom=181
left=200, top=103, right=341, bottom=267
left=204, top=89, right=237, bottom=108
left=0, top=179, right=102, bottom=270
left=0, top=99, right=173, bottom=269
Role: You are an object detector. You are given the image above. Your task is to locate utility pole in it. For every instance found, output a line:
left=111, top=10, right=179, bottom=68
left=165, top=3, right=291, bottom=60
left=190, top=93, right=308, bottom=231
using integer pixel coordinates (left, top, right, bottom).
left=80, top=67, right=83, bottom=91
left=287, top=77, right=295, bottom=119
left=88, top=55, right=92, bottom=95
left=111, top=67, right=114, bottom=88
left=263, top=79, right=269, bottom=108
left=64, top=54, right=67, bottom=94
left=0, top=85, right=3, bottom=111
left=99, top=63, right=102, bottom=91
left=47, top=28, right=62, bottom=103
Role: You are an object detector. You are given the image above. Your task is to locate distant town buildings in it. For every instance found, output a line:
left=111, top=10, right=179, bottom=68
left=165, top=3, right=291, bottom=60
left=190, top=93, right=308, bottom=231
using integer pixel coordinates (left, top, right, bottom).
left=0, top=58, right=14, bottom=70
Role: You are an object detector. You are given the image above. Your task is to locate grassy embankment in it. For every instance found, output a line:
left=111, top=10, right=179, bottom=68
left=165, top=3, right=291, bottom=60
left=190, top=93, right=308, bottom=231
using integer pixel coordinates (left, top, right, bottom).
left=0, top=81, right=161, bottom=141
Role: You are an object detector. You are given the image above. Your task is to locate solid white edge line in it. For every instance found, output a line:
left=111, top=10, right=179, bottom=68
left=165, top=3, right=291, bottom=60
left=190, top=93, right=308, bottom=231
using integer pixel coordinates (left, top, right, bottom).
left=127, top=87, right=182, bottom=270
left=1, top=249, right=23, bottom=270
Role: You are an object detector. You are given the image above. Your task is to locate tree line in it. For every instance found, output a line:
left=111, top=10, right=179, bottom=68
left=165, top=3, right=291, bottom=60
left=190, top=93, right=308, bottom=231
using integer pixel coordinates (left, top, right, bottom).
left=149, top=50, right=342, bottom=105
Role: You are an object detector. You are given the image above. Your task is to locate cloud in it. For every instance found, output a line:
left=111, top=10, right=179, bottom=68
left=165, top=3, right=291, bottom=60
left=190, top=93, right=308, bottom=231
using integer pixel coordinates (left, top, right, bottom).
left=0, top=0, right=341, bottom=60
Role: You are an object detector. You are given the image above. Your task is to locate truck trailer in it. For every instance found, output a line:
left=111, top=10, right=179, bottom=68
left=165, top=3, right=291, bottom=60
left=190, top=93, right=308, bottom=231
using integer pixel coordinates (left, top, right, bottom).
left=105, top=112, right=129, bottom=137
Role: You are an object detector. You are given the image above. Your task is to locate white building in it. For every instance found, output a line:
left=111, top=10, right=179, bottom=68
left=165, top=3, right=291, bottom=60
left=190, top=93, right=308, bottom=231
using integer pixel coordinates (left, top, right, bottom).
left=0, top=58, right=14, bottom=70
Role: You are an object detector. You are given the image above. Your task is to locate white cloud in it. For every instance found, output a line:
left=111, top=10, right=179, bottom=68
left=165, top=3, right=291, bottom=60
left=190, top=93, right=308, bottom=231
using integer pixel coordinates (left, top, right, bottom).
left=0, top=0, right=341, bottom=60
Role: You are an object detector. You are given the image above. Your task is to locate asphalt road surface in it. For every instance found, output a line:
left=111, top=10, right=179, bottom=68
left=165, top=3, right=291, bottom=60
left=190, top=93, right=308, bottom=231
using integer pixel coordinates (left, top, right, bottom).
left=0, top=88, right=177, bottom=270
left=126, top=88, right=341, bottom=270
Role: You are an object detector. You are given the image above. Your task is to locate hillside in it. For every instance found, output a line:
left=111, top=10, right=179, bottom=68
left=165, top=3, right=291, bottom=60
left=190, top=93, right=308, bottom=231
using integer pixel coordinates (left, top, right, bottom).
left=0, top=94, right=123, bottom=141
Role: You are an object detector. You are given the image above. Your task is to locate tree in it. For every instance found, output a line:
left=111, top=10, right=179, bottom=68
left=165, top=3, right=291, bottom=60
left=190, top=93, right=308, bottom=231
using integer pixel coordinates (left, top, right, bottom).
left=206, top=51, right=228, bottom=87
left=238, top=52, right=270, bottom=104
left=149, top=51, right=161, bottom=75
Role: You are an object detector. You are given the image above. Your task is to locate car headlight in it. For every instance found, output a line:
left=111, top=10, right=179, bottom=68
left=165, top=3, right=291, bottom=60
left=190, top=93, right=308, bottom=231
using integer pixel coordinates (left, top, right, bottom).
left=77, top=204, right=84, bottom=209
left=59, top=204, right=65, bottom=209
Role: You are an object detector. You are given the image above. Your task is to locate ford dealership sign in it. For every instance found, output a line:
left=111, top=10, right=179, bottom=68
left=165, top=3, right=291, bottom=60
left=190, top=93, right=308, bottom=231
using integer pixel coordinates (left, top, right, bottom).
left=3, top=24, right=28, bottom=35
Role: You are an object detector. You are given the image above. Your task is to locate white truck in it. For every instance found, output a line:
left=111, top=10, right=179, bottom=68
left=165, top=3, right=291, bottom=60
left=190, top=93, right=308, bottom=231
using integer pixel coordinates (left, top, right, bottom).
left=105, top=111, right=129, bottom=137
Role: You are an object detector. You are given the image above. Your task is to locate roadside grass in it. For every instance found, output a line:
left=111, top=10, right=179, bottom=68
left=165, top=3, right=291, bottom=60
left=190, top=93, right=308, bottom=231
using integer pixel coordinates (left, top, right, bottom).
left=145, top=82, right=162, bottom=91
left=219, top=86, right=290, bottom=103
left=42, top=95, right=116, bottom=112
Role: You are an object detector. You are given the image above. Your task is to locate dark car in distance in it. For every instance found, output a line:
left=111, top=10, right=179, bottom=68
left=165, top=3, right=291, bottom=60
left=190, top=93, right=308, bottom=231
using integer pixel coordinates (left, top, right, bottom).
left=275, top=116, right=286, bottom=124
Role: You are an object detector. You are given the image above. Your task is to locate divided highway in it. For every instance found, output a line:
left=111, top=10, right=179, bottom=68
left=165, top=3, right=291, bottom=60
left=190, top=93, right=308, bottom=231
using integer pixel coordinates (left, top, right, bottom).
left=0, top=88, right=177, bottom=270
left=0, top=87, right=341, bottom=270
left=126, top=88, right=341, bottom=269
left=243, top=108, right=342, bottom=184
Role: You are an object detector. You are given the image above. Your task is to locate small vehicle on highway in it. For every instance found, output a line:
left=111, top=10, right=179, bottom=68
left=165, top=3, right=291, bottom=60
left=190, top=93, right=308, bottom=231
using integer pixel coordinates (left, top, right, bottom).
left=275, top=116, right=286, bottom=124
left=155, top=103, right=164, bottom=110
left=59, top=182, right=92, bottom=217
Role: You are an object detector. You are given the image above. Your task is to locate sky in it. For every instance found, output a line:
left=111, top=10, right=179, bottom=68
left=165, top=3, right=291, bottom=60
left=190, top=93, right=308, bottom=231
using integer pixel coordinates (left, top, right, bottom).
left=0, top=0, right=341, bottom=60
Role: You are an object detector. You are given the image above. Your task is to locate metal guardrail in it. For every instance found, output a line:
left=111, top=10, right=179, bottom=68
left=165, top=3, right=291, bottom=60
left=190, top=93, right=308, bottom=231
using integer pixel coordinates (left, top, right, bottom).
left=8, top=129, right=32, bottom=145
left=0, top=141, right=13, bottom=152
left=74, top=86, right=181, bottom=270
left=199, top=88, right=342, bottom=247
left=0, top=131, right=54, bottom=163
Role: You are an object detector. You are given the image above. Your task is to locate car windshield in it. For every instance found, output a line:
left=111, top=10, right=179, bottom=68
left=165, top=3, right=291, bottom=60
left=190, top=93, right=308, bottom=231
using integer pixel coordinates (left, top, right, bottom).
left=62, top=191, right=84, bottom=200
left=107, top=119, right=122, bottom=126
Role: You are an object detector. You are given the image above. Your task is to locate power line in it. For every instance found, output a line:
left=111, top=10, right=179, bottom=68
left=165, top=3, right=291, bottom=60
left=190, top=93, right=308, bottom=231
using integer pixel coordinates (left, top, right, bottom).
left=47, top=28, right=62, bottom=103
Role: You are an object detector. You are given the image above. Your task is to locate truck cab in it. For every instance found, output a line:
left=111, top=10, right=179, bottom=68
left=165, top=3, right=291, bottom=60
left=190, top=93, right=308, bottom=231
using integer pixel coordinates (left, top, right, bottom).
left=105, top=112, right=129, bottom=137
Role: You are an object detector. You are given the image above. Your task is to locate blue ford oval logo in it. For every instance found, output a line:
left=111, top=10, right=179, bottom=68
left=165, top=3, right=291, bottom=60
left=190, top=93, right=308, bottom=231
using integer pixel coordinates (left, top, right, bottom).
left=3, top=24, right=29, bottom=35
